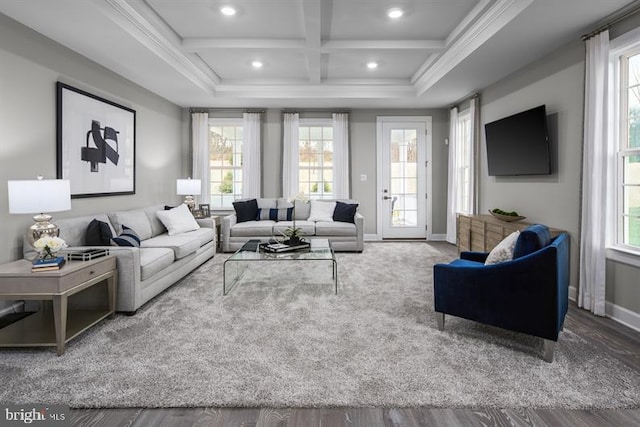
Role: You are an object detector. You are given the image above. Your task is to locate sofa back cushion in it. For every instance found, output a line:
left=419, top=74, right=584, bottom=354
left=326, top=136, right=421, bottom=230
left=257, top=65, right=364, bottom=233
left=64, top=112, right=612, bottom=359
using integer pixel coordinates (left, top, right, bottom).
left=144, top=204, right=169, bottom=237
left=277, top=198, right=311, bottom=220
left=513, top=224, right=551, bottom=259
left=53, top=214, right=116, bottom=248
left=108, top=209, right=153, bottom=240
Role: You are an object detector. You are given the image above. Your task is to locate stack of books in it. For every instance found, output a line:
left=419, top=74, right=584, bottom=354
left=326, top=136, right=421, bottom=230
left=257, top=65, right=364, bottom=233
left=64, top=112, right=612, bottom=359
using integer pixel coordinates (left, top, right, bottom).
left=31, top=256, right=66, bottom=272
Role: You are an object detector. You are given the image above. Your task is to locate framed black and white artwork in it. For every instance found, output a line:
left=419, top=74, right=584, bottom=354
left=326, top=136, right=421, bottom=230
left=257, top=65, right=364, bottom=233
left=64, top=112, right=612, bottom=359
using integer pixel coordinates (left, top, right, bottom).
left=56, top=82, right=136, bottom=198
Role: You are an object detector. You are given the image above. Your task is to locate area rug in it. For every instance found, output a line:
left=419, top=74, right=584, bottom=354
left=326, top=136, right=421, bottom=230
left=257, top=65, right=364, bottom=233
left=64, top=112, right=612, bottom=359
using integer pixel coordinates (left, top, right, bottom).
left=1, top=242, right=638, bottom=409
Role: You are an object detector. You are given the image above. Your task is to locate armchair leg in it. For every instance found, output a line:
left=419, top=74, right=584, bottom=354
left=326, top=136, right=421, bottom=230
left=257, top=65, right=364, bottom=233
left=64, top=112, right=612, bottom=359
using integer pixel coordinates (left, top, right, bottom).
left=543, top=339, right=556, bottom=363
left=435, top=312, right=445, bottom=331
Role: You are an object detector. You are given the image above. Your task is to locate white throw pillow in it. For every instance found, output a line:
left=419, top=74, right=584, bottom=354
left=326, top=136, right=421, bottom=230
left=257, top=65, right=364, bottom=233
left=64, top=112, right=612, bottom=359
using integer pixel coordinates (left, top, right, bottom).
left=485, top=231, right=520, bottom=265
left=307, top=200, right=336, bottom=222
left=156, top=204, right=200, bottom=236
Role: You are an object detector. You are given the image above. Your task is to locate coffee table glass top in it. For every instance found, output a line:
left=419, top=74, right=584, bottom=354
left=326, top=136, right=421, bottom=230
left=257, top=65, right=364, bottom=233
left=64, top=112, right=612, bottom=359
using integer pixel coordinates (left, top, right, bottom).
left=223, top=238, right=337, bottom=295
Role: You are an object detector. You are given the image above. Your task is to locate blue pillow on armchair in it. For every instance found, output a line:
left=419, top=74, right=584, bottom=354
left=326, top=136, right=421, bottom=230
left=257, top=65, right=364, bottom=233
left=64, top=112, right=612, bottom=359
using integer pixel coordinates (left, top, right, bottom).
left=513, top=224, right=551, bottom=259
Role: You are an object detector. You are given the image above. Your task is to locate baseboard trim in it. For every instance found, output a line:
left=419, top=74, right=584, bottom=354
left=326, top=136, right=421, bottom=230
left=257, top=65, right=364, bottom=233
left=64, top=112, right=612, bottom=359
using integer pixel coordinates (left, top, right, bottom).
left=605, top=301, right=640, bottom=333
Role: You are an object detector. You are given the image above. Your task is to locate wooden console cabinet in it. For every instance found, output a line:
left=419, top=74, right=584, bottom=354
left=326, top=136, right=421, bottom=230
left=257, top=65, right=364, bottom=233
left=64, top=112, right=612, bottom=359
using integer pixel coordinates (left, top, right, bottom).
left=457, top=214, right=564, bottom=253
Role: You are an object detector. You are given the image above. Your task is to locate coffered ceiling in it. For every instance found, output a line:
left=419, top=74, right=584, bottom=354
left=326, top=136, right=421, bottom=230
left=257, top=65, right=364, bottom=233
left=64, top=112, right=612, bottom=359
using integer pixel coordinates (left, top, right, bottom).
left=0, top=0, right=634, bottom=108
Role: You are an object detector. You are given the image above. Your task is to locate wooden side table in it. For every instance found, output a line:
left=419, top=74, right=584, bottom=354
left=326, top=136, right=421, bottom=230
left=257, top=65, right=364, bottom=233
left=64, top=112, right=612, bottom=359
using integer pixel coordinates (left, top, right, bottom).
left=0, top=255, right=117, bottom=355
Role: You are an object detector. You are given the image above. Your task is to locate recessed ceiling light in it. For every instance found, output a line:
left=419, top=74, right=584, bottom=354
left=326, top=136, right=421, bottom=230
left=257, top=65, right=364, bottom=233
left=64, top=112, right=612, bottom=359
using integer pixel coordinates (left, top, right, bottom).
left=220, top=6, right=236, bottom=16
left=367, top=62, right=378, bottom=69
left=387, top=8, right=404, bottom=19
left=252, top=60, right=263, bottom=69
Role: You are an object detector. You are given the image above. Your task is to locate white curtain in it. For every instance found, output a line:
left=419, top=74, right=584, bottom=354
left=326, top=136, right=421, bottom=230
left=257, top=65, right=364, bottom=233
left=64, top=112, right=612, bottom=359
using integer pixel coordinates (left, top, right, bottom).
left=242, top=112, right=261, bottom=198
left=282, top=113, right=299, bottom=198
left=446, top=107, right=459, bottom=244
left=332, top=113, right=350, bottom=199
left=191, top=112, right=209, bottom=205
left=468, top=97, right=477, bottom=215
left=579, top=30, right=613, bottom=316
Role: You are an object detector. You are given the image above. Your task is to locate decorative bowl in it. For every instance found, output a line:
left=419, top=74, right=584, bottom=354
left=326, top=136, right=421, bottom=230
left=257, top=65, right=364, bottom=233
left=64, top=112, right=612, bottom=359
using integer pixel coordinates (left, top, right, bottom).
left=488, top=209, right=526, bottom=222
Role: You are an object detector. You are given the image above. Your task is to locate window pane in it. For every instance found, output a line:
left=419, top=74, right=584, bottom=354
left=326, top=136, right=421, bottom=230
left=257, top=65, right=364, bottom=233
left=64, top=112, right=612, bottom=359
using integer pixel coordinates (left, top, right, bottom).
left=310, top=126, right=322, bottom=139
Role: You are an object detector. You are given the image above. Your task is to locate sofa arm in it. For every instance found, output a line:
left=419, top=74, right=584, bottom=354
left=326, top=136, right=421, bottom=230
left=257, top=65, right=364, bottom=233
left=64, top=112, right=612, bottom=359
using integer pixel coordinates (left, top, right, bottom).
left=221, top=214, right=237, bottom=252
left=354, top=212, right=364, bottom=252
left=65, top=245, right=142, bottom=313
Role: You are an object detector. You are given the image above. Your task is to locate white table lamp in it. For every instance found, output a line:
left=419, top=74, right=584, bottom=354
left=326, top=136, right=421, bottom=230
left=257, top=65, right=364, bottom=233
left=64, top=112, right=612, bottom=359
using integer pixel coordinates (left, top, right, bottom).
left=8, top=177, right=72, bottom=246
left=176, top=178, right=201, bottom=211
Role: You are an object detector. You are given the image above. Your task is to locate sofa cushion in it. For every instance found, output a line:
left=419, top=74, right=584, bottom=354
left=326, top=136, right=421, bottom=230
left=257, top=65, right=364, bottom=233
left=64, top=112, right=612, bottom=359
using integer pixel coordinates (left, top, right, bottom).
left=485, top=231, right=520, bottom=265
left=308, top=200, right=336, bottom=222
left=513, top=224, right=551, bottom=259
left=144, top=204, right=169, bottom=237
left=230, top=220, right=275, bottom=237
left=142, top=233, right=202, bottom=259
left=156, top=204, right=200, bottom=236
left=333, top=201, right=358, bottom=223
left=139, top=247, right=175, bottom=281
left=257, top=207, right=293, bottom=221
left=277, top=199, right=311, bottom=220
left=233, top=199, right=259, bottom=223
left=315, top=221, right=356, bottom=237
left=85, top=219, right=113, bottom=246
left=108, top=209, right=153, bottom=240
left=112, top=225, right=141, bottom=247
left=273, top=220, right=316, bottom=237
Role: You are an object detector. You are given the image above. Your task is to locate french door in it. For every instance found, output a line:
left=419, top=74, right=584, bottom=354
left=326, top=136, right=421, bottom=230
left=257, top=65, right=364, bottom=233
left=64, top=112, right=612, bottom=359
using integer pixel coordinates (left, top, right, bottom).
left=377, top=117, right=431, bottom=239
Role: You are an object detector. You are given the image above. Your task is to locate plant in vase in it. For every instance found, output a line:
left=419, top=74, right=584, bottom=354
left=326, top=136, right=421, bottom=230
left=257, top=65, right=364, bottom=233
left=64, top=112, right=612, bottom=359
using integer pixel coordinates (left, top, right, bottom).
left=282, top=191, right=309, bottom=245
left=33, top=236, right=67, bottom=260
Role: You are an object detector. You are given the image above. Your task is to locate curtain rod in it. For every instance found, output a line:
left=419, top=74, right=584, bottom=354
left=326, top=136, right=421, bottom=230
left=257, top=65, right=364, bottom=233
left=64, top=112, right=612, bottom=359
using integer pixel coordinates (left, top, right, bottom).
left=449, top=93, right=479, bottom=110
left=582, top=1, right=640, bottom=41
left=189, top=108, right=265, bottom=114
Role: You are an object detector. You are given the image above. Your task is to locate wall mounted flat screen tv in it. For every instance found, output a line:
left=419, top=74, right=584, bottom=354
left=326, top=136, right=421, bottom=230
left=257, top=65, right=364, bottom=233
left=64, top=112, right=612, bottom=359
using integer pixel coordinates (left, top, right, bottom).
left=484, top=105, right=551, bottom=176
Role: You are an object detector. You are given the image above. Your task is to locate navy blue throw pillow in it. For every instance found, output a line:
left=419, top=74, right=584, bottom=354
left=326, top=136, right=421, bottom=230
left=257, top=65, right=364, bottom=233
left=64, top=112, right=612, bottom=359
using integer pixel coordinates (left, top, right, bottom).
left=333, top=201, right=358, bottom=223
left=86, top=219, right=113, bottom=246
left=233, top=199, right=259, bottom=223
left=111, top=225, right=141, bottom=247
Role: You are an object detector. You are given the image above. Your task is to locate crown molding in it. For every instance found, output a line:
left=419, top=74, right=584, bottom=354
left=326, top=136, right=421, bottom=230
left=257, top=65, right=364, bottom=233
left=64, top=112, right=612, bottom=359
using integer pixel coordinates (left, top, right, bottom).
left=99, top=0, right=220, bottom=90
left=413, top=0, right=533, bottom=95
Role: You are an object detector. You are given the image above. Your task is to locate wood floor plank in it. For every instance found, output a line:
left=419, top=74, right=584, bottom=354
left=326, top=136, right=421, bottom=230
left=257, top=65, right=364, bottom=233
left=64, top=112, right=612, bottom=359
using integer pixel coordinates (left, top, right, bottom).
left=69, top=408, right=141, bottom=427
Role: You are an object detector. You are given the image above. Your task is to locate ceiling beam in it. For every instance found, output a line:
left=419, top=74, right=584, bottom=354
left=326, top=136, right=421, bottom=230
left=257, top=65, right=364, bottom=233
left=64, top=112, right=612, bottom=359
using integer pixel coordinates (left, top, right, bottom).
left=413, top=0, right=534, bottom=95
left=183, top=38, right=306, bottom=51
left=98, top=0, right=220, bottom=90
left=301, top=0, right=322, bottom=84
left=322, top=40, right=445, bottom=51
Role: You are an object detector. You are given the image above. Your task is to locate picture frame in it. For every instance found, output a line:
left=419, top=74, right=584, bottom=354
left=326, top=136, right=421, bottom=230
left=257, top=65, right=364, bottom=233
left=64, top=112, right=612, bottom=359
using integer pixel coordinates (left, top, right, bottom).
left=192, top=209, right=205, bottom=219
left=56, top=82, right=136, bottom=198
left=199, top=204, right=211, bottom=217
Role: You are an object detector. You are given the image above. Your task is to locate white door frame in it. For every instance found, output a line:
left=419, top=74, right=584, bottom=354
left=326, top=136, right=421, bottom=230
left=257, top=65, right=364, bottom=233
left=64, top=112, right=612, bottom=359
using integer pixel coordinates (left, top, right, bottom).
left=376, top=116, right=433, bottom=240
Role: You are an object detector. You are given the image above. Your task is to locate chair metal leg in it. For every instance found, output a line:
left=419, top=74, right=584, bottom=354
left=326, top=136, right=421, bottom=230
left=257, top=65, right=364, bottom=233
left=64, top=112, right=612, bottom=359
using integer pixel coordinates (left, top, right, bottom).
left=543, top=339, right=556, bottom=363
left=435, top=312, right=444, bottom=331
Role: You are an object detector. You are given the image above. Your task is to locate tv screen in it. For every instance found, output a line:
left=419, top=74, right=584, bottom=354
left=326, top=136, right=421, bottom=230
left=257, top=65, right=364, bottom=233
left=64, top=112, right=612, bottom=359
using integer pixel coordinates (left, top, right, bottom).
left=484, top=105, right=551, bottom=176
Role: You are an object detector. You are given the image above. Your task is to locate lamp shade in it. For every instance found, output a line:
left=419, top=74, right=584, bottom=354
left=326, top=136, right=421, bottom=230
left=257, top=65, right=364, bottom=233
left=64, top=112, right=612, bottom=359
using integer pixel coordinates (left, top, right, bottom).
left=8, top=179, right=71, bottom=214
left=176, top=178, right=201, bottom=195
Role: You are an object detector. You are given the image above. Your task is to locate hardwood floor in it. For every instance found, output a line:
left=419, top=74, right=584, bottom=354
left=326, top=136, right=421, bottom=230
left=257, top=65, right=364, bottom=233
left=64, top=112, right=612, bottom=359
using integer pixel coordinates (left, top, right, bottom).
left=67, top=305, right=640, bottom=427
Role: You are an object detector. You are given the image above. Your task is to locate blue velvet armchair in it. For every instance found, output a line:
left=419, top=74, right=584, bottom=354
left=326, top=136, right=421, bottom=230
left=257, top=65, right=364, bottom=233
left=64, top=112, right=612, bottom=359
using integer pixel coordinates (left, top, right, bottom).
left=433, top=224, right=570, bottom=362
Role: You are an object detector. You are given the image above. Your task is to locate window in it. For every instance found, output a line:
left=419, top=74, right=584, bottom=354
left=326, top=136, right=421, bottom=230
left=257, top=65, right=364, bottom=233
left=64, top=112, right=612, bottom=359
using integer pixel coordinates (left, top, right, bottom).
left=618, top=51, right=640, bottom=250
left=298, top=120, right=333, bottom=199
left=455, top=110, right=473, bottom=214
left=209, top=119, right=243, bottom=208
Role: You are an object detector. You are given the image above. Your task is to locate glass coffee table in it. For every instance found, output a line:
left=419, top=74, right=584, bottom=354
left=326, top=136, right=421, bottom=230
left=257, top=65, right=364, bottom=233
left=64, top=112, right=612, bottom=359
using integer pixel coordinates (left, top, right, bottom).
left=223, top=238, right=337, bottom=295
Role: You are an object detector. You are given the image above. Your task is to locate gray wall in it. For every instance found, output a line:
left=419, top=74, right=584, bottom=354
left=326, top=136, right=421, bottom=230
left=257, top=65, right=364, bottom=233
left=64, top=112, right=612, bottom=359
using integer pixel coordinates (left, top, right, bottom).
left=479, top=25, right=640, bottom=317
left=0, top=13, right=187, bottom=311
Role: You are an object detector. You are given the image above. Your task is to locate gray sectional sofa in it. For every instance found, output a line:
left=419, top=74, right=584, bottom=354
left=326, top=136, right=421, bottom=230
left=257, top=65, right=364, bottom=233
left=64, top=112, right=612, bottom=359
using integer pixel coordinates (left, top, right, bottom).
left=221, top=198, right=364, bottom=252
left=24, top=204, right=215, bottom=313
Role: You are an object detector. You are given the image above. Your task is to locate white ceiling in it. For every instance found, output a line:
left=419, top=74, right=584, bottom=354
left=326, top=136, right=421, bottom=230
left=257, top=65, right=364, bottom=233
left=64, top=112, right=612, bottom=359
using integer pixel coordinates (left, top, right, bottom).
left=0, top=0, right=634, bottom=108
